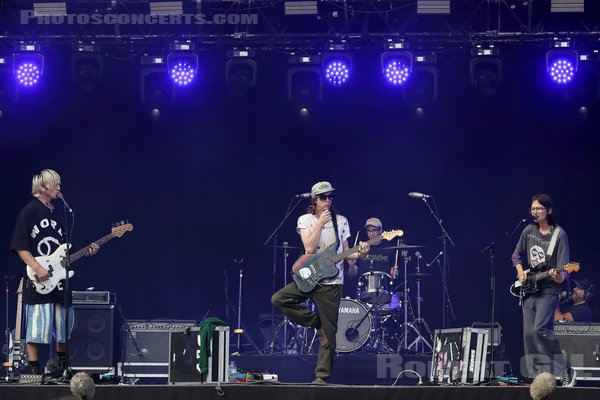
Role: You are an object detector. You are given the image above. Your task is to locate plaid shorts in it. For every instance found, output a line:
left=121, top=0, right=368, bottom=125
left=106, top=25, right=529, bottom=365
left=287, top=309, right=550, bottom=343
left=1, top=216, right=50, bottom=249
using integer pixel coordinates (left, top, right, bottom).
left=26, top=303, right=74, bottom=344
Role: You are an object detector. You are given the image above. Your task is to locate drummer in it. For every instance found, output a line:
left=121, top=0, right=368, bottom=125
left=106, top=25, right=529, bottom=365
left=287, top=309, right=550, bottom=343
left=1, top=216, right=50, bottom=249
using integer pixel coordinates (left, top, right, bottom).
left=348, top=217, right=400, bottom=279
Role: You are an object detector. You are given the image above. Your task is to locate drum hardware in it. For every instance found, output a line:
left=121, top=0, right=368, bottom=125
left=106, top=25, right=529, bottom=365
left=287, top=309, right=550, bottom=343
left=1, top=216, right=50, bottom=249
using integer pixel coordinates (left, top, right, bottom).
left=380, top=243, right=425, bottom=250
left=357, top=270, right=394, bottom=305
left=406, top=252, right=433, bottom=353
left=265, top=242, right=299, bottom=354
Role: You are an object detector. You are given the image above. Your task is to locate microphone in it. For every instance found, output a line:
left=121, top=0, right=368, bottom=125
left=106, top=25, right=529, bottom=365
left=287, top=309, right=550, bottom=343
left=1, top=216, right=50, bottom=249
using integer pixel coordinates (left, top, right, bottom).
left=139, top=348, right=148, bottom=356
left=408, top=192, right=431, bottom=199
left=415, top=251, right=422, bottom=259
left=295, top=192, right=311, bottom=198
left=57, top=192, right=73, bottom=213
left=529, top=372, right=556, bottom=400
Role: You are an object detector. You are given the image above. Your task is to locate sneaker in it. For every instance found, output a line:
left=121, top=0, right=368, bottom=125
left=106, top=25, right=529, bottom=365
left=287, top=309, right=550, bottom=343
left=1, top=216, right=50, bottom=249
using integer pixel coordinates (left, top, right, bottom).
left=316, top=328, right=329, bottom=348
left=561, top=368, right=577, bottom=387
left=312, top=377, right=327, bottom=384
left=44, top=357, right=65, bottom=379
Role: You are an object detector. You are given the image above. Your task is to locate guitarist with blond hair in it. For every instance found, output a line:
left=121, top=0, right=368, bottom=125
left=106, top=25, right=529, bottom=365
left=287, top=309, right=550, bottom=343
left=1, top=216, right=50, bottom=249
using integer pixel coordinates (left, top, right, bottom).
left=10, top=169, right=99, bottom=376
left=512, top=193, right=575, bottom=387
left=272, top=181, right=369, bottom=384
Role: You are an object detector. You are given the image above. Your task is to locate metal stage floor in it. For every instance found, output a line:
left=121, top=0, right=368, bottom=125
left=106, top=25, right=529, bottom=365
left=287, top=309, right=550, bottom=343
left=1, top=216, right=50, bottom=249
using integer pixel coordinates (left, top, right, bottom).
left=0, top=382, right=599, bottom=400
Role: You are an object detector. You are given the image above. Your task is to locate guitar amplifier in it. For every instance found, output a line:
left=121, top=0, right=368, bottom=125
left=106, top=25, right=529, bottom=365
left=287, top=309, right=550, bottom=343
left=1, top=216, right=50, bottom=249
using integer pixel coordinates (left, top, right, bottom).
left=120, top=320, right=196, bottom=380
left=72, top=291, right=112, bottom=305
left=555, top=323, right=600, bottom=381
left=430, top=328, right=489, bottom=384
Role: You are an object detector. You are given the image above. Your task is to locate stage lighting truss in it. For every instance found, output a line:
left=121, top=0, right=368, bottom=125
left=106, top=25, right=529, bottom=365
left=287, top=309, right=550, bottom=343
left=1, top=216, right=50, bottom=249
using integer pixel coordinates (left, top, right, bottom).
left=321, top=52, right=352, bottom=86
left=13, top=46, right=44, bottom=88
left=470, top=44, right=502, bottom=96
left=226, top=49, right=257, bottom=96
left=381, top=51, right=413, bottom=86
left=546, top=48, right=578, bottom=85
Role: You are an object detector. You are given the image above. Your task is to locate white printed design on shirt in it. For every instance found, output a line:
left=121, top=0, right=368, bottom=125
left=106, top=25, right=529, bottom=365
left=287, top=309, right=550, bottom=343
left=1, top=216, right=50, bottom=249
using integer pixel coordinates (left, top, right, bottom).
left=530, top=245, right=546, bottom=268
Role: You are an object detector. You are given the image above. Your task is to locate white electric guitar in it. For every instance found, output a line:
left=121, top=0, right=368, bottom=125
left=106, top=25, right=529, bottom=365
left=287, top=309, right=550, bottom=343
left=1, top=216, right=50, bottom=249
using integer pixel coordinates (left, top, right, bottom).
left=26, top=223, right=133, bottom=295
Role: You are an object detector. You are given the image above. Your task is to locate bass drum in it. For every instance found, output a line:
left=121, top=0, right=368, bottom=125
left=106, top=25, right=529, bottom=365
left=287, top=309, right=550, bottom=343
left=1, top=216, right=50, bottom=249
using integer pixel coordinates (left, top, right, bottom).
left=336, top=298, right=372, bottom=353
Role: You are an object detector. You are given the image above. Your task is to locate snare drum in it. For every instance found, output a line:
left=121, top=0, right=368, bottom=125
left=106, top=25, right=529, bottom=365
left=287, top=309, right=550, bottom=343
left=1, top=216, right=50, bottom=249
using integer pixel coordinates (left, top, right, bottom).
left=357, top=271, right=393, bottom=305
left=336, top=298, right=372, bottom=353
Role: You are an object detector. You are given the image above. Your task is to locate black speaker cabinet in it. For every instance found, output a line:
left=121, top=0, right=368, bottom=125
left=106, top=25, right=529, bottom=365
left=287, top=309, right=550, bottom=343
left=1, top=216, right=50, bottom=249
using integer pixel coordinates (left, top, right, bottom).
left=555, top=323, right=600, bottom=381
left=69, top=304, right=115, bottom=372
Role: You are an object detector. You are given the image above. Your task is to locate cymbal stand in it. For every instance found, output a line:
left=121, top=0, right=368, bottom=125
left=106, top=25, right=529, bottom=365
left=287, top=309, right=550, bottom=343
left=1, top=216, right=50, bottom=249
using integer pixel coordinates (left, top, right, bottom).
left=407, top=253, right=433, bottom=353
left=265, top=243, right=296, bottom=354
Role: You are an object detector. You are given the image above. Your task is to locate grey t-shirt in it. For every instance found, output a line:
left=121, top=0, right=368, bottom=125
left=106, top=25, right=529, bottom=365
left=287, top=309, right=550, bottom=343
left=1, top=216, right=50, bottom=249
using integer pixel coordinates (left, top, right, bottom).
left=512, top=224, right=570, bottom=294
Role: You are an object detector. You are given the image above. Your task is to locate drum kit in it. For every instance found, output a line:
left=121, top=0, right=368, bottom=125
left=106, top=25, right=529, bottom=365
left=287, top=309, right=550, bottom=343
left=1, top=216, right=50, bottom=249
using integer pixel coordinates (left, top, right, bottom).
left=270, top=242, right=435, bottom=355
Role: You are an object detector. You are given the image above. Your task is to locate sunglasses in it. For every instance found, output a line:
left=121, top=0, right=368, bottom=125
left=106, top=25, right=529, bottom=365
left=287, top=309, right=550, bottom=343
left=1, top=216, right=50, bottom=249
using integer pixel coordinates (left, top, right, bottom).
left=318, top=194, right=335, bottom=201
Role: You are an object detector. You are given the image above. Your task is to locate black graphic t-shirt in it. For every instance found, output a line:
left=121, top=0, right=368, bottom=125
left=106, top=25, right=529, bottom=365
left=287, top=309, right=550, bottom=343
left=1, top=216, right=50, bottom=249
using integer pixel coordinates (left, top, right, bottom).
left=358, top=244, right=392, bottom=274
left=10, top=199, right=68, bottom=304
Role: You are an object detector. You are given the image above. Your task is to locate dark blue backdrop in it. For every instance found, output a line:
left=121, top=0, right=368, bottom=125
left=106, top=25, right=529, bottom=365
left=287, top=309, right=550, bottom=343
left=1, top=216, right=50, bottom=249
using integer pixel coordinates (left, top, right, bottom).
left=1, top=45, right=599, bottom=370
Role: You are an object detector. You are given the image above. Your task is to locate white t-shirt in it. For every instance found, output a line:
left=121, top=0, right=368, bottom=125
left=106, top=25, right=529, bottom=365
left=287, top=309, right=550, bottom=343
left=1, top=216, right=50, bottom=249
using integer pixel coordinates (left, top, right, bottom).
left=296, top=213, right=351, bottom=285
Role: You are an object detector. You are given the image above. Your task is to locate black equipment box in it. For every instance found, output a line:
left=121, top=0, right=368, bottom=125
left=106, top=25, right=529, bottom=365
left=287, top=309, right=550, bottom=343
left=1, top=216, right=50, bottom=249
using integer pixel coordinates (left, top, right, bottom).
left=430, top=327, right=489, bottom=384
left=555, top=323, right=600, bottom=381
left=168, top=326, right=229, bottom=383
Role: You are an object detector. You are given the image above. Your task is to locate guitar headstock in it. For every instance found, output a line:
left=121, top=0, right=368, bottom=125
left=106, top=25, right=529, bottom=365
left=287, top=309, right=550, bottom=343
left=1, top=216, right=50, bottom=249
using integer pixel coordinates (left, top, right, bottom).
left=381, top=229, right=404, bottom=241
left=564, top=262, right=580, bottom=274
left=112, top=221, right=134, bottom=237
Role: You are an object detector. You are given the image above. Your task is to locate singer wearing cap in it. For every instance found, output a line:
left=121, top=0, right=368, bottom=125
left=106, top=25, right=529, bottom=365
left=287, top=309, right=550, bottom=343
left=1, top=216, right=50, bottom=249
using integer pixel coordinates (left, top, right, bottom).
left=10, top=169, right=99, bottom=376
left=272, top=181, right=369, bottom=384
left=555, top=278, right=595, bottom=323
left=511, top=194, right=575, bottom=386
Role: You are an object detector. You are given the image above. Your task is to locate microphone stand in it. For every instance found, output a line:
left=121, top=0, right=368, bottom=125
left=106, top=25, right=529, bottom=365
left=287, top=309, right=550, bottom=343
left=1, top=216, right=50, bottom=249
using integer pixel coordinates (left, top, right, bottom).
left=480, top=218, right=526, bottom=383
left=419, top=197, right=455, bottom=328
left=58, top=199, right=74, bottom=382
left=263, top=197, right=304, bottom=353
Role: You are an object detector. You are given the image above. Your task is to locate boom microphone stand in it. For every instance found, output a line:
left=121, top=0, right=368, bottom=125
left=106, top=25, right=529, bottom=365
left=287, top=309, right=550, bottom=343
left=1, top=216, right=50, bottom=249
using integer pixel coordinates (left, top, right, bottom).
left=57, top=194, right=74, bottom=382
left=480, top=217, right=527, bottom=382
left=417, top=195, right=456, bottom=328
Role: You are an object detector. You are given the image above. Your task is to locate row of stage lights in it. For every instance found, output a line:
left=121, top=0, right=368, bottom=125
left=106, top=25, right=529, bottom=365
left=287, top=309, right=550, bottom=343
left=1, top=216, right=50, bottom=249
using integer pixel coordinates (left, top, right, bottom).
left=1, top=42, right=596, bottom=99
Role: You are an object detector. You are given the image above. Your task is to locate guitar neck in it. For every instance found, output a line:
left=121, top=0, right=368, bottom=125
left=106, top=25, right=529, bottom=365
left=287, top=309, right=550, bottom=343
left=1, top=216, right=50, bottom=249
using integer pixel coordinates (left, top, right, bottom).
left=15, top=278, right=23, bottom=341
left=331, top=235, right=386, bottom=263
left=531, top=264, right=567, bottom=282
left=66, top=232, right=115, bottom=265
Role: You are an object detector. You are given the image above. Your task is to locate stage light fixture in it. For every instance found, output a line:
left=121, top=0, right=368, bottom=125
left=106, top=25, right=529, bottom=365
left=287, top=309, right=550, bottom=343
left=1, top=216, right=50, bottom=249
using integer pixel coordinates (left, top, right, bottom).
left=140, top=54, right=172, bottom=106
left=287, top=54, right=322, bottom=106
left=226, top=49, right=257, bottom=97
left=13, top=52, right=43, bottom=87
left=417, top=0, right=450, bottom=14
left=322, top=52, right=352, bottom=86
left=167, top=45, right=198, bottom=87
left=551, top=0, right=584, bottom=13
left=546, top=49, right=578, bottom=85
left=71, top=45, right=103, bottom=92
left=470, top=45, right=502, bottom=96
left=381, top=51, right=413, bottom=86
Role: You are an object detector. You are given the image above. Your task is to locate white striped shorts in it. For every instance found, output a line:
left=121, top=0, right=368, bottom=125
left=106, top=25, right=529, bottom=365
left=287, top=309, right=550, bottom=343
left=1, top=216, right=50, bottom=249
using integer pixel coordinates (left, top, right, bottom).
left=25, top=303, right=74, bottom=344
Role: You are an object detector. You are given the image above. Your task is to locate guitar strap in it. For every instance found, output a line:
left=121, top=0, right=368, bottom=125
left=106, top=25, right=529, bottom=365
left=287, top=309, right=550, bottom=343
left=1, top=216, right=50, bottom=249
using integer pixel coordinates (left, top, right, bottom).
left=330, top=209, right=340, bottom=250
left=546, top=226, right=561, bottom=258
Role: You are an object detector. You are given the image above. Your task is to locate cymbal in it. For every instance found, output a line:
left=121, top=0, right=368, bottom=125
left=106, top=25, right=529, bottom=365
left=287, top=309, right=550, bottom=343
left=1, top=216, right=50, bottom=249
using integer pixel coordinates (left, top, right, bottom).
left=266, top=245, right=303, bottom=250
left=380, top=244, right=425, bottom=250
left=407, top=272, right=432, bottom=278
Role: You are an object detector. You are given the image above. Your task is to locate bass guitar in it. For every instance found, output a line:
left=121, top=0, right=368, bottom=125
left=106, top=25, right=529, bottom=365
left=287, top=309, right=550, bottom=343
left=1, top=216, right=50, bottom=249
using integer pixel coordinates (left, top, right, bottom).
left=2, top=278, right=27, bottom=375
left=26, top=222, right=133, bottom=295
left=509, top=262, right=580, bottom=303
left=292, top=229, right=404, bottom=293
